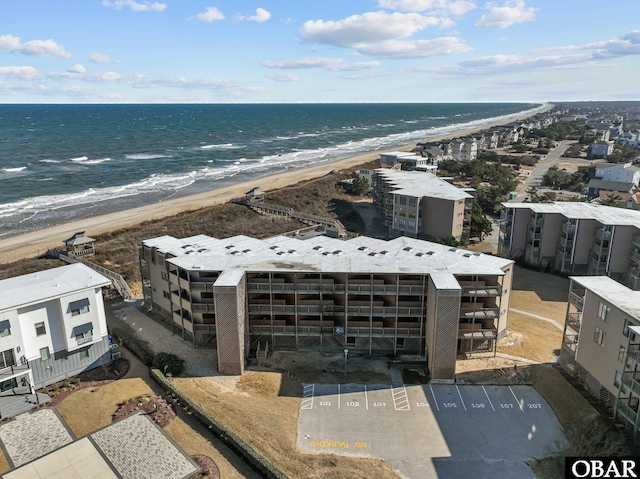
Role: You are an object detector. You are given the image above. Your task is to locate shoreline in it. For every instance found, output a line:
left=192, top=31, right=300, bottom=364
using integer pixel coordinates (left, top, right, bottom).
left=0, top=104, right=553, bottom=263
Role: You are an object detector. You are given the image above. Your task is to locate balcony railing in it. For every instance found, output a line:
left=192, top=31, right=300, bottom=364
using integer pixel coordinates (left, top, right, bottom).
left=617, top=401, right=638, bottom=423
left=569, top=290, right=585, bottom=309
left=629, top=250, right=640, bottom=264
left=77, top=336, right=93, bottom=346
left=0, top=362, right=30, bottom=380
left=461, top=285, right=501, bottom=297
left=622, top=371, right=640, bottom=397
left=459, top=307, right=499, bottom=319
left=192, top=303, right=215, bottom=313
left=249, top=325, right=422, bottom=337
left=566, top=312, right=581, bottom=332
left=633, top=234, right=640, bottom=249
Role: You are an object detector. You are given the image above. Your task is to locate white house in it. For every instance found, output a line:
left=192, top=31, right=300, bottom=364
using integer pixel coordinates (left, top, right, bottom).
left=0, top=264, right=112, bottom=391
left=595, top=162, right=640, bottom=187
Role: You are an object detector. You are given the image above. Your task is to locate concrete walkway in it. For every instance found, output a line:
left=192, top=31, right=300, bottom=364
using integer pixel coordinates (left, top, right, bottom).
left=108, top=300, right=217, bottom=377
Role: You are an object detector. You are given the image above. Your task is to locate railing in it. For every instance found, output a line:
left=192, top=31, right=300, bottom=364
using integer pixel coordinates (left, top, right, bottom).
left=633, top=234, right=640, bottom=249
left=622, top=372, right=640, bottom=397
left=461, top=286, right=501, bottom=297
left=192, top=303, right=216, bottom=313
left=58, top=252, right=133, bottom=300
left=457, top=327, right=497, bottom=339
left=566, top=312, right=581, bottom=332
left=617, top=401, right=638, bottom=423
left=459, top=307, right=499, bottom=319
left=569, top=290, right=585, bottom=309
left=249, top=325, right=422, bottom=337
left=0, top=363, right=30, bottom=380
left=629, top=250, right=640, bottom=264
left=627, top=344, right=640, bottom=361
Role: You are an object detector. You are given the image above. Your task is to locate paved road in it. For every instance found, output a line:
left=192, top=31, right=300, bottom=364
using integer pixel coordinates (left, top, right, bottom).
left=513, top=140, right=574, bottom=202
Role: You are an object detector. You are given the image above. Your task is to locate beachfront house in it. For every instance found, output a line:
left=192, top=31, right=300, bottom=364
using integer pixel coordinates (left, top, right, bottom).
left=140, top=233, right=513, bottom=378
left=0, top=264, right=112, bottom=392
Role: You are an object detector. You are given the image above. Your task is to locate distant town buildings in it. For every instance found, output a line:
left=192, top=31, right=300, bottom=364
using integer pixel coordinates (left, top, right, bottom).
left=140, top=233, right=514, bottom=379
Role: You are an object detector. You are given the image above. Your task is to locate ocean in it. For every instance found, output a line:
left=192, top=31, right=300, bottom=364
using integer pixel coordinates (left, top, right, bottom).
left=0, top=103, right=543, bottom=238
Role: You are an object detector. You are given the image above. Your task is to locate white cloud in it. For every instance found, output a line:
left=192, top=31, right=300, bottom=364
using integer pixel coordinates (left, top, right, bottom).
left=300, top=11, right=444, bottom=47
left=236, top=8, right=271, bottom=23
left=102, top=0, right=166, bottom=12
left=266, top=72, right=298, bottom=82
left=0, top=34, right=71, bottom=58
left=378, top=0, right=477, bottom=15
left=261, top=57, right=380, bottom=72
left=358, top=37, right=471, bottom=58
left=68, top=64, right=86, bottom=74
left=475, top=0, right=536, bottom=29
left=196, top=7, right=225, bottom=22
left=88, top=52, right=116, bottom=64
left=0, top=66, right=40, bottom=80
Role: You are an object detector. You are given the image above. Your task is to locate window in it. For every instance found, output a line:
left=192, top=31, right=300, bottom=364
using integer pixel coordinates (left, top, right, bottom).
left=0, top=326, right=10, bottom=337
left=597, top=302, right=610, bottom=322
left=398, top=208, right=406, bottom=217
left=614, top=371, right=622, bottom=388
left=163, top=291, right=170, bottom=299
left=161, top=271, right=168, bottom=281
left=40, top=347, right=50, bottom=361
left=0, top=349, right=15, bottom=369
left=70, top=299, right=90, bottom=316
left=79, top=347, right=90, bottom=359
left=408, top=198, right=417, bottom=207
left=75, top=329, right=93, bottom=342
left=35, top=322, right=46, bottom=336
left=399, top=196, right=407, bottom=205
left=593, top=326, right=606, bottom=347
left=399, top=219, right=406, bottom=228
left=619, top=345, right=627, bottom=363
left=408, top=221, right=416, bottom=229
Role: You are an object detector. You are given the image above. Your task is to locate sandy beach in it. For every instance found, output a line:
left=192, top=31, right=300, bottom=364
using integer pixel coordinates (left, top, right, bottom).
left=0, top=105, right=552, bottom=264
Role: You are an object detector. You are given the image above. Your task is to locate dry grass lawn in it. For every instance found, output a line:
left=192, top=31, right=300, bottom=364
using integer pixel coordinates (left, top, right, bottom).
left=497, top=311, right=562, bottom=362
left=0, top=451, right=10, bottom=475
left=173, top=372, right=400, bottom=479
left=510, top=266, right=569, bottom=323
left=164, top=418, right=247, bottom=479
left=56, top=377, right=153, bottom=437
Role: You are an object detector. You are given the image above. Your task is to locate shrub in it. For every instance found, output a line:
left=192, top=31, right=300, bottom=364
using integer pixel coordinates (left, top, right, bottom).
left=62, top=381, right=70, bottom=388
left=72, top=378, right=81, bottom=385
left=51, top=385, right=59, bottom=392
left=153, top=352, right=185, bottom=377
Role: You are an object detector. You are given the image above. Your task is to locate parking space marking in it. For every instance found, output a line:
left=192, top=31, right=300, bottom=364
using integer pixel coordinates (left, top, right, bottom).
left=338, top=384, right=341, bottom=409
left=481, top=385, right=496, bottom=412
left=455, top=385, right=467, bottom=411
left=301, top=384, right=314, bottom=410
left=428, top=384, right=439, bottom=411
left=509, top=386, right=524, bottom=412
left=364, top=385, right=369, bottom=410
left=392, top=385, right=410, bottom=411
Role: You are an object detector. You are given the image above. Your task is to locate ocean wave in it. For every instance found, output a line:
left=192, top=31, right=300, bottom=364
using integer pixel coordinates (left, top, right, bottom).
left=83, top=158, right=111, bottom=165
left=125, top=153, right=171, bottom=160
left=199, top=143, right=242, bottom=150
left=70, top=156, right=89, bottom=162
left=2, top=166, right=27, bottom=173
left=39, top=159, right=62, bottom=163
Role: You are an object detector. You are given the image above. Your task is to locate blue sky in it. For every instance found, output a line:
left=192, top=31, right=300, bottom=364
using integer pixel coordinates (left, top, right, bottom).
left=1, top=0, right=639, bottom=103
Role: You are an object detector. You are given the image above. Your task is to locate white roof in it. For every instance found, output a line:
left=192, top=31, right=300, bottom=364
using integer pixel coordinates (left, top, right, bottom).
left=0, top=264, right=111, bottom=312
left=570, top=276, right=640, bottom=320
left=144, top=234, right=512, bottom=276
left=375, top=169, right=473, bottom=201
left=502, top=202, right=640, bottom=226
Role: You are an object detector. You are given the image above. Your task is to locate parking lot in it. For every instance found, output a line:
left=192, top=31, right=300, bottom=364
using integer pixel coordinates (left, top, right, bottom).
left=297, top=383, right=567, bottom=479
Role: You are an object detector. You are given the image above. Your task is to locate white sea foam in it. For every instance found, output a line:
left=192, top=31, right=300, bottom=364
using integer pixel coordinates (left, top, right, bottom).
left=2, top=166, right=27, bottom=173
left=82, top=158, right=110, bottom=165
left=199, top=143, right=241, bottom=150
left=39, top=159, right=62, bottom=163
left=70, top=156, right=89, bottom=162
left=125, top=153, right=171, bottom=160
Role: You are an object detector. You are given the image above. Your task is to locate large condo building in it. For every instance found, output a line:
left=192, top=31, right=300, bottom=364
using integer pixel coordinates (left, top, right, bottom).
left=499, top=203, right=640, bottom=290
left=372, top=169, right=474, bottom=242
left=0, top=264, right=112, bottom=391
left=140, top=234, right=514, bottom=378
left=561, top=276, right=640, bottom=439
